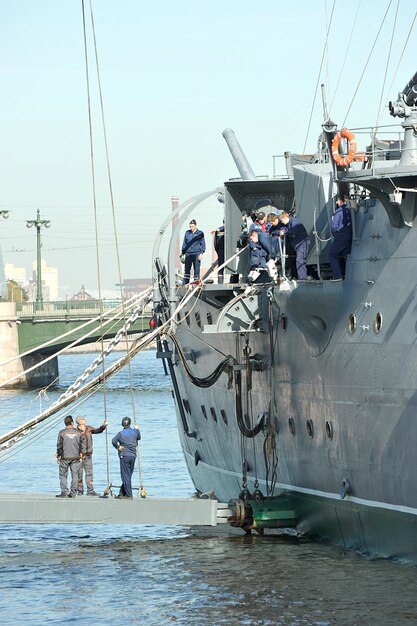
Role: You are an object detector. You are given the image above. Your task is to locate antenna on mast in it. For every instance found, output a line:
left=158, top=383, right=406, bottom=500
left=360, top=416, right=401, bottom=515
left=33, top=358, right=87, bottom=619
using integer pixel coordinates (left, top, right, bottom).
left=321, top=84, right=329, bottom=122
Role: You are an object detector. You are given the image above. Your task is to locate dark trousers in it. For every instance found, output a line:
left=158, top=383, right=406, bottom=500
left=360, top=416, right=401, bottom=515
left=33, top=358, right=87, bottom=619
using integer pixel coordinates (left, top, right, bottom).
left=294, top=241, right=309, bottom=280
left=328, top=238, right=351, bottom=279
left=216, top=249, right=225, bottom=283
left=119, top=455, right=136, bottom=498
left=183, top=253, right=201, bottom=284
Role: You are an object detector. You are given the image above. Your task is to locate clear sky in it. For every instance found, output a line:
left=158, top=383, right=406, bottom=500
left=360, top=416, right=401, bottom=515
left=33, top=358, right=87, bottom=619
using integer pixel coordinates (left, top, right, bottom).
left=0, top=0, right=416, bottom=296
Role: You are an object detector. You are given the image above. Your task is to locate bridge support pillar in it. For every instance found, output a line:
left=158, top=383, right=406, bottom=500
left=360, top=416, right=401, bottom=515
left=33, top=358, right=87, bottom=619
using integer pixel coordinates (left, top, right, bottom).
left=0, top=302, right=26, bottom=387
left=0, top=303, right=59, bottom=388
left=21, top=352, right=59, bottom=388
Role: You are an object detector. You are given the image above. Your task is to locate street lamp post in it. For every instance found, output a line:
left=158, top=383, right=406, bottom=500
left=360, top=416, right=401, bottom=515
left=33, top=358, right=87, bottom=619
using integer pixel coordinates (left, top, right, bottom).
left=0, top=210, right=9, bottom=300
left=26, top=209, right=51, bottom=309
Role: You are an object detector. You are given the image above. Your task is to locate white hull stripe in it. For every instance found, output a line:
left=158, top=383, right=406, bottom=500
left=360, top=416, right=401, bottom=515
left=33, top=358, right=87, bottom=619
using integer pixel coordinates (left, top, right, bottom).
left=186, top=453, right=417, bottom=517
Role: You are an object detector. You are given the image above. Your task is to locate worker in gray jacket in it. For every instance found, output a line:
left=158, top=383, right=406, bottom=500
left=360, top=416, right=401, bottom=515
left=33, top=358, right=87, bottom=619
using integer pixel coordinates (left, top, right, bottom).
left=56, top=415, right=83, bottom=498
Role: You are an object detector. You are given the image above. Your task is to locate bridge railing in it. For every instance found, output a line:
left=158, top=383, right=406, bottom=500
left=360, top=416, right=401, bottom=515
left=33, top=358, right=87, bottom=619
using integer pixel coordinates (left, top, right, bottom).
left=15, top=299, right=152, bottom=317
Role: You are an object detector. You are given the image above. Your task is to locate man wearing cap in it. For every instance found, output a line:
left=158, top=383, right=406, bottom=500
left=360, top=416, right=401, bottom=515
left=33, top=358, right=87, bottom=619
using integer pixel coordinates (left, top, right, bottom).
left=249, top=211, right=268, bottom=234
left=56, top=415, right=83, bottom=498
left=181, top=219, right=206, bottom=285
left=112, top=417, right=141, bottom=499
left=76, top=416, right=107, bottom=496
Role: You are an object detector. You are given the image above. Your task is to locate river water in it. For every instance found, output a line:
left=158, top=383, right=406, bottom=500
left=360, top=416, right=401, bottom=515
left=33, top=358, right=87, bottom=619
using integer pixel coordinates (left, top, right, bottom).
left=0, top=352, right=416, bottom=625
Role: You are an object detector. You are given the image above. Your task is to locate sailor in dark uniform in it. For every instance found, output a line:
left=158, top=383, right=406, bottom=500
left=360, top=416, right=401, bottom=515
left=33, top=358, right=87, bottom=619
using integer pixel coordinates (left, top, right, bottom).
left=181, top=219, right=206, bottom=284
left=278, top=212, right=310, bottom=280
left=328, top=194, right=352, bottom=280
left=112, top=417, right=141, bottom=499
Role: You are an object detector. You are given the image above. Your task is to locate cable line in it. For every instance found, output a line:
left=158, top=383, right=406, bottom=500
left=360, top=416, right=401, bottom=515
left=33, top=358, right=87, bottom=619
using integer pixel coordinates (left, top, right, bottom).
left=375, top=0, right=400, bottom=132
left=87, top=0, right=143, bottom=495
left=342, top=0, right=393, bottom=127
left=302, top=0, right=336, bottom=153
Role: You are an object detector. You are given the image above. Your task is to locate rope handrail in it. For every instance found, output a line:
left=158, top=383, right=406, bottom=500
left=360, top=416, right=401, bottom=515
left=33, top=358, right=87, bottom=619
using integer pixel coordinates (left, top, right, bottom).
left=0, top=247, right=248, bottom=452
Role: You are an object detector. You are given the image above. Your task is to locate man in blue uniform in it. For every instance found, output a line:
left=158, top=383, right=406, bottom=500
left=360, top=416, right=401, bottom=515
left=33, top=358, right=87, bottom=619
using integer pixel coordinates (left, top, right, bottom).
left=181, top=219, right=206, bottom=284
left=112, top=417, right=141, bottom=499
left=278, top=212, right=310, bottom=280
left=328, top=194, right=352, bottom=280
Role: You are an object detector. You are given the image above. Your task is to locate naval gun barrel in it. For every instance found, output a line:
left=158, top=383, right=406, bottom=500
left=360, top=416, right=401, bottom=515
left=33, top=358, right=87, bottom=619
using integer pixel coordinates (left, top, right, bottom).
left=222, top=128, right=256, bottom=180
left=402, top=71, right=417, bottom=106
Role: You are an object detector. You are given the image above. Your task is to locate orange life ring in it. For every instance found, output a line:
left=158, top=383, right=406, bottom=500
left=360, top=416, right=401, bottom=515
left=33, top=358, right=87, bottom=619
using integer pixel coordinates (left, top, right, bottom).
left=331, top=128, right=357, bottom=167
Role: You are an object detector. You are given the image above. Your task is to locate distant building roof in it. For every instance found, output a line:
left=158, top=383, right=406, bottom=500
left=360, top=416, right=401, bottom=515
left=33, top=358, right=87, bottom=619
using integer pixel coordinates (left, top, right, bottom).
left=69, top=284, right=95, bottom=301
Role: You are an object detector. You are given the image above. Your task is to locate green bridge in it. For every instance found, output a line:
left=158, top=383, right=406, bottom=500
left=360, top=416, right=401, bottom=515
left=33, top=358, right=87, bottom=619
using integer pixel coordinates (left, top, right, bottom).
left=0, top=299, right=152, bottom=388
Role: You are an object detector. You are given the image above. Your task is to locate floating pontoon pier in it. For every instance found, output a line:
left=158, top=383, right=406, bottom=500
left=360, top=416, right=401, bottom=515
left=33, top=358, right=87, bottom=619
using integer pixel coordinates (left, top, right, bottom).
left=0, top=494, right=231, bottom=526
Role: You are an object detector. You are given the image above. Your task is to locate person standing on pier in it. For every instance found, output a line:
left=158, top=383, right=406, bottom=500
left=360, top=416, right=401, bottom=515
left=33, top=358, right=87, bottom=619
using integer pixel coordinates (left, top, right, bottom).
left=76, top=416, right=107, bottom=496
left=181, top=219, right=206, bottom=284
left=112, top=417, right=141, bottom=499
left=56, top=415, right=83, bottom=498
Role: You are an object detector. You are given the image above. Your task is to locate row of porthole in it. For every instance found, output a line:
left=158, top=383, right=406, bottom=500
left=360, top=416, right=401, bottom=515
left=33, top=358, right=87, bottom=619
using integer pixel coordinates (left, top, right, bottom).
left=348, top=312, right=382, bottom=334
left=280, top=312, right=383, bottom=335
left=288, top=417, right=334, bottom=440
left=182, top=311, right=213, bottom=328
left=183, top=399, right=228, bottom=425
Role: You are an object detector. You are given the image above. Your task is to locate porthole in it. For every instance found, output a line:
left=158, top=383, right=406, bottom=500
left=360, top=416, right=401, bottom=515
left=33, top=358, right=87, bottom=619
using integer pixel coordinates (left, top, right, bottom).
left=185, top=311, right=191, bottom=326
left=325, top=420, right=333, bottom=440
left=220, top=409, right=228, bottom=425
left=201, top=405, right=207, bottom=420
left=207, top=312, right=213, bottom=325
left=281, top=314, right=287, bottom=331
left=195, top=312, right=202, bottom=329
left=306, top=419, right=314, bottom=439
left=210, top=407, right=217, bottom=423
left=348, top=314, right=357, bottom=334
left=374, top=312, right=382, bottom=334
left=183, top=399, right=191, bottom=414
left=288, top=417, right=295, bottom=436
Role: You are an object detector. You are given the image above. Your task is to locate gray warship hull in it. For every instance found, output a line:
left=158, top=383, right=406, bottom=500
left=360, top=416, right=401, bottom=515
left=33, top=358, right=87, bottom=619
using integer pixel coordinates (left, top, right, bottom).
left=153, top=90, right=417, bottom=560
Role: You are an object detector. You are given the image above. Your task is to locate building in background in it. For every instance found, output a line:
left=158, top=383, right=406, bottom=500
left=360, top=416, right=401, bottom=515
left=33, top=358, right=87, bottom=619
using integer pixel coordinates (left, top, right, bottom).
left=5, top=259, right=59, bottom=302
left=4, top=263, right=27, bottom=286
left=69, top=284, right=95, bottom=301
left=32, top=260, right=58, bottom=301
left=117, top=278, right=151, bottom=299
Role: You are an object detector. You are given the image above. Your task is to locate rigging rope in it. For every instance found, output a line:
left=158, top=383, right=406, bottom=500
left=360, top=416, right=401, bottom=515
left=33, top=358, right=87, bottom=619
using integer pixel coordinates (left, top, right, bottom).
left=330, top=0, right=362, bottom=111
left=302, top=0, right=336, bottom=153
left=87, top=0, right=145, bottom=494
left=0, top=269, right=213, bottom=451
left=0, top=292, right=147, bottom=390
left=384, top=9, right=417, bottom=108
left=375, top=0, right=400, bottom=132
left=81, top=0, right=111, bottom=490
left=342, top=0, right=393, bottom=128
left=0, top=293, right=142, bottom=370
